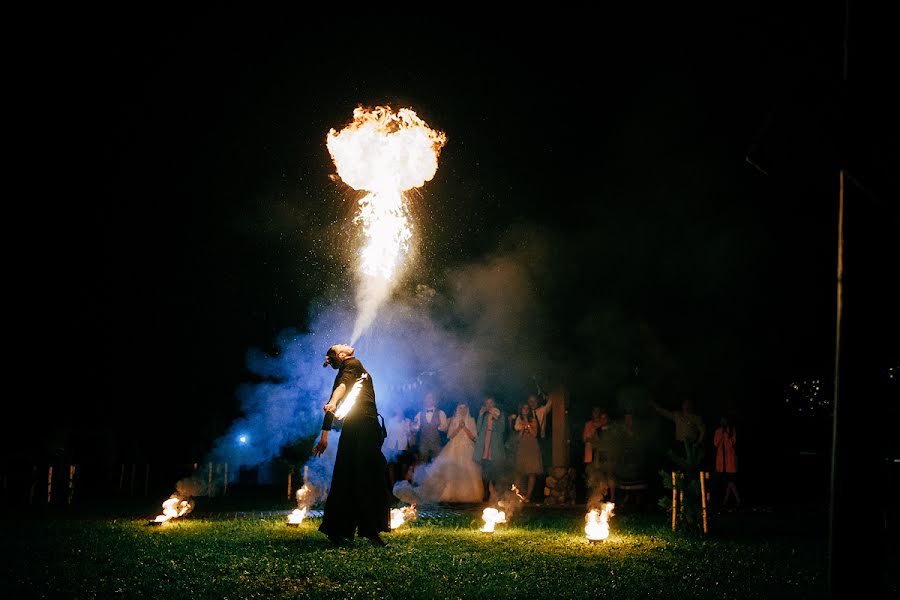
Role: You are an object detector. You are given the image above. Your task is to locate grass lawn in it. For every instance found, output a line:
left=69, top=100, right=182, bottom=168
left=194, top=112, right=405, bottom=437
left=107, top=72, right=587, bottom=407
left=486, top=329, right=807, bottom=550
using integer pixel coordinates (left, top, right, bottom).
left=2, top=504, right=828, bottom=599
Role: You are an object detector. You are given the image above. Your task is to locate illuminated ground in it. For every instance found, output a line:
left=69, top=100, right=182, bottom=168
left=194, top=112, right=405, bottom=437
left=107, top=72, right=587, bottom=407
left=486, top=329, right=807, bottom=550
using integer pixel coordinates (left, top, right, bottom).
left=1, top=502, right=831, bottom=599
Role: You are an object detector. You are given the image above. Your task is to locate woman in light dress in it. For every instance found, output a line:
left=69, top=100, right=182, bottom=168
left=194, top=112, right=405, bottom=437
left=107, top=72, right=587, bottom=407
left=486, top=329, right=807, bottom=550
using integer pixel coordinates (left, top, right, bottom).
left=418, top=402, right=483, bottom=503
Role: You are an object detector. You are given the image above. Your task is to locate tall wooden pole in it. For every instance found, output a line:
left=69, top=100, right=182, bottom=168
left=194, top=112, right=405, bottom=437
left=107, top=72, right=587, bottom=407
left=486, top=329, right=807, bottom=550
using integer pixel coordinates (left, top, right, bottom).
left=828, top=1, right=849, bottom=595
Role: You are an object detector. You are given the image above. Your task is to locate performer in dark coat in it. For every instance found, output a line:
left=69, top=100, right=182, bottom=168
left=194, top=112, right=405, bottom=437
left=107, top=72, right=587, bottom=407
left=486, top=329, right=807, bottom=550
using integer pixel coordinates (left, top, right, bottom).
left=313, top=344, right=390, bottom=546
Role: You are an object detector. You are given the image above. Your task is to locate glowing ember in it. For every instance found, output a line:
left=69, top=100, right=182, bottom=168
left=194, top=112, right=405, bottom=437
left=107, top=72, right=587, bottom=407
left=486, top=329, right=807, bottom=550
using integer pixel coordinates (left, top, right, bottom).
left=585, top=503, right=615, bottom=541
left=480, top=507, right=507, bottom=533
left=511, top=484, right=527, bottom=503
left=333, top=373, right=368, bottom=420
left=389, top=504, right=417, bottom=530
left=152, top=495, right=193, bottom=523
left=326, top=106, right=447, bottom=343
left=287, top=507, right=307, bottom=525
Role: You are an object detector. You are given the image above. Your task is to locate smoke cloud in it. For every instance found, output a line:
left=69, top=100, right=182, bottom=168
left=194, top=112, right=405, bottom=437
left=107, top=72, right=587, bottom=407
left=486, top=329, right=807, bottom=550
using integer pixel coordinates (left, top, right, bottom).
left=180, top=229, right=558, bottom=498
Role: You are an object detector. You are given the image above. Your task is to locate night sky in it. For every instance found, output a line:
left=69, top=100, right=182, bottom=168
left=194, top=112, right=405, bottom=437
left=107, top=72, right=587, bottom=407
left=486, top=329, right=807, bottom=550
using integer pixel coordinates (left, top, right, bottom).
left=21, top=5, right=897, bottom=468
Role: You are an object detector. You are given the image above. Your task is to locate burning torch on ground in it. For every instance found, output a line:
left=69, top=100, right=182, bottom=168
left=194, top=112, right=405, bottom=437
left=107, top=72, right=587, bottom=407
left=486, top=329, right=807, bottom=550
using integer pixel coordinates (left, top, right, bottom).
left=585, top=502, right=615, bottom=543
left=287, top=467, right=318, bottom=527
left=326, top=106, right=446, bottom=344
left=389, top=505, right=417, bottom=530
left=148, top=494, right=194, bottom=526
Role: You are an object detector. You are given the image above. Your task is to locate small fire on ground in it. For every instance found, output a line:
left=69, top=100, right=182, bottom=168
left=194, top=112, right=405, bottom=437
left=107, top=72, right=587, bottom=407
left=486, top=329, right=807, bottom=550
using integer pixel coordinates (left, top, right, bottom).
left=585, top=502, right=615, bottom=541
left=390, top=505, right=417, bottom=530
left=150, top=495, right=193, bottom=524
left=480, top=507, right=507, bottom=533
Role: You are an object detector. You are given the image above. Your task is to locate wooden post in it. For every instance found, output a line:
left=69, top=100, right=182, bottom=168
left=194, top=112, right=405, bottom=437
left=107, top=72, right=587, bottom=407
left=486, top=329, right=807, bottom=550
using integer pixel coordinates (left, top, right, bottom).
left=550, top=386, right=568, bottom=468
left=47, top=465, right=53, bottom=504
left=700, top=471, right=709, bottom=534
left=208, top=462, right=213, bottom=497
left=67, top=465, right=76, bottom=505
left=671, top=471, right=677, bottom=531
left=144, top=464, right=150, bottom=497
left=130, top=464, right=136, bottom=496
left=223, top=463, right=228, bottom=496
left=118, top=464, right=125, bottom=494
left=287, top=468, right=293, bottom=501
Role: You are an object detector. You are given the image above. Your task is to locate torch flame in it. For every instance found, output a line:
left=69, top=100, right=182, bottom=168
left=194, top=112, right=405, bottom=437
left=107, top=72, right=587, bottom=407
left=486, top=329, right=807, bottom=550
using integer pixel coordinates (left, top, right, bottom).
left=152, top=494, right=193, bottom=523
left=389, top=504, right=417, bottom=530
left=288, top=507, right=308, bottom=525
left=326, top=106, right=447, bottom=343
left=585, top=502, right=615, bottom=541
left=333, top=373, right=368, bottom=420
left=480, top=507, right=507, bottom=533
left=288, top=481, right=316, bottom=525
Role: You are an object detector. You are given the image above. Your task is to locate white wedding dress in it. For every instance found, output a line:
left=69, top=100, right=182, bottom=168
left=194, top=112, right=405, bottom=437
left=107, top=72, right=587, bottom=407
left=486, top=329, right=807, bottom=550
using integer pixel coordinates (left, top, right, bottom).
left=423, top=415, right=483, bottom=503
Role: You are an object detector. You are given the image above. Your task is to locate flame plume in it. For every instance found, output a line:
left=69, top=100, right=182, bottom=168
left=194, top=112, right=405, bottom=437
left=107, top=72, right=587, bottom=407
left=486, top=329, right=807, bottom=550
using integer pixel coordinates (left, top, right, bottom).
left=152, top=494, right=194, bottom=523
left=326, top=106, right=446, bottom=343
left=288, top=471, right=319, bottom=526
left=480, top=507, right=507, bottom=533
left=585, top=502, right=615, bottom=541
left=390, top=504, right=417, bottom=530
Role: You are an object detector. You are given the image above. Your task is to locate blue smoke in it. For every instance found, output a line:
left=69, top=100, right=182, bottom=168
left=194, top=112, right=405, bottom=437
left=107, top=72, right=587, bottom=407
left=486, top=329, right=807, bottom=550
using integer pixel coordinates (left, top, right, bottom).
left=201, top=245, right=552, bottom=489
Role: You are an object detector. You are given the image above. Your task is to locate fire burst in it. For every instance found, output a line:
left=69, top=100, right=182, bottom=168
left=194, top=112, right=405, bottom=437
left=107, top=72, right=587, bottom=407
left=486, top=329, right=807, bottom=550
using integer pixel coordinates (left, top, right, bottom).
left=585, top=503, right=615, bottom=541
left=389, top=504, right=417, bottom=530
left=287, top=507, right=307, bottom=526
left=480, top=507, right=507, bottom=533
left=151, top=495, right=193, bottom=524
left=326, top=106, right=447, bottom=343
left=288, top=480, right=317, bottom=526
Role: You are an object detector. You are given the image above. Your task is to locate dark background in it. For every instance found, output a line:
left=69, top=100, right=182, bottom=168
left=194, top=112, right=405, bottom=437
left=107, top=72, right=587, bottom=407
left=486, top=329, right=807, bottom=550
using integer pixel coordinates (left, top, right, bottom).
left=11, top=5, right=897, bottom=504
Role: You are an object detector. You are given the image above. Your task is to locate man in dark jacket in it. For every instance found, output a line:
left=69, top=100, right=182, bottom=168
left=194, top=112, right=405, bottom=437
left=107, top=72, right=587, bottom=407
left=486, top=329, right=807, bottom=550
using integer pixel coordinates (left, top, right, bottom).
left=313, top=344, right=390, bottom=546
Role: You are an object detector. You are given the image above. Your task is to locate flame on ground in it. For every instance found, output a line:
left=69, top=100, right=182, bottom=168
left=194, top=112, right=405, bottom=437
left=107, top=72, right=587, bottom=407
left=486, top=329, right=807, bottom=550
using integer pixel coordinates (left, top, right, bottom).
left=480, top=507, right=507, bottom=533
left=390, top=504, right=417, bottom=530
left=152, top=495, right=194, bottom=523
left=288, top=507, right=308, bottom=525
left=585, top=502, right=615, bottom=541
left=326, top=106, right=447, bottom=343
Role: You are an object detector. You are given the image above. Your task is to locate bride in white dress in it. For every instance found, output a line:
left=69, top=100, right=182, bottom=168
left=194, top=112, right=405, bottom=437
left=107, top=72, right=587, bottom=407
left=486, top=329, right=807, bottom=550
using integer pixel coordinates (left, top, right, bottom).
left=415, top=403, right=483, bottom=503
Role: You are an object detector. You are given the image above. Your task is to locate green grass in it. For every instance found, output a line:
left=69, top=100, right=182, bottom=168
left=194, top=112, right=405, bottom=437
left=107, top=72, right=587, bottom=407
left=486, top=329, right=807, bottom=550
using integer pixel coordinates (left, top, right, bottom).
left=1, top=508, right=828, bottom=599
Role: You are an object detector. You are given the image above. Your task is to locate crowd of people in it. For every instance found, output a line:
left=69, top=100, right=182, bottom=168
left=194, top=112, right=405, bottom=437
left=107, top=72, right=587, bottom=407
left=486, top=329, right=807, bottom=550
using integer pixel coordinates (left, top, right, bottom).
left=581, top=399, right=742, bottom=510
left=384, top=390, right=553, bottom=504
left=385, top=389, right=742, bottom=511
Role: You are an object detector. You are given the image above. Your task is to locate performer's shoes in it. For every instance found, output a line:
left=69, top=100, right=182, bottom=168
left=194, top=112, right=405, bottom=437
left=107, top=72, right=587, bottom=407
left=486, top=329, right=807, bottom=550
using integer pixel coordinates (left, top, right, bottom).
left=325, top=533, right=349, bottom=546
left=364, top=534, right=386, bottom=547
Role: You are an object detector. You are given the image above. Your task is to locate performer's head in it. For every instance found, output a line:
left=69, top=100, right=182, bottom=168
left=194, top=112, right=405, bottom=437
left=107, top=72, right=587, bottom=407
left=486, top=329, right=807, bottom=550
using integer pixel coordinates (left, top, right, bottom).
left=323, top=344, right=355, bottom=369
